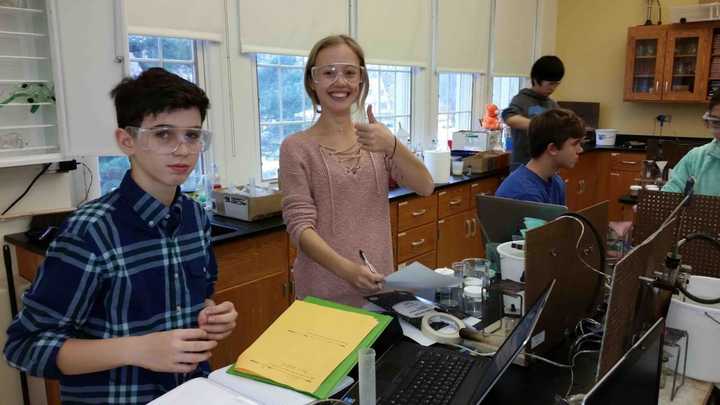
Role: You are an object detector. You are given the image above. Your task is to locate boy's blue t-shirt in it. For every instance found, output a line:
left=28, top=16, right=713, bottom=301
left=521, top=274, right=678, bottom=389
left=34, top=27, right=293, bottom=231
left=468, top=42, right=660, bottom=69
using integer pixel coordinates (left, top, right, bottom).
left=495, top=165, right=566, bottom=205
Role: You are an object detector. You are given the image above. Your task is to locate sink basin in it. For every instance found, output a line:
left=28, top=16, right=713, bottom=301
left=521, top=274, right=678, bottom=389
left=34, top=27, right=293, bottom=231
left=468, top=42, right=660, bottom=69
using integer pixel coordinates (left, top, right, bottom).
left=211, top=223, right=240, bottom=237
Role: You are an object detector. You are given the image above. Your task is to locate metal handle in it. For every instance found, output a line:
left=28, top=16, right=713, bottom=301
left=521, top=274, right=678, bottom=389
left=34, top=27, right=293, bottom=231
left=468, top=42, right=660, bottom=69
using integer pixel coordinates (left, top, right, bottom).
left=655, top=80, right=659, bottom=93
left=621, top=160, right=639, bottom=165
left=578, top=179, right=585, bottom=194
left=411, top=209, right=427, bottom=217
left=610, top=172, right=621, bottom=177
left=471, top=183, right=479, bottom=188
left=464, top=219, right=471, bottom=238
left=282, top=283, right=289, bottom=297
left=664, top=81, right=669, bottom=92
left=411, top=239, right=426, bottom=247
left=449, top=199, right=463, bottom=206
left=471, top=218, right=478, bottom=237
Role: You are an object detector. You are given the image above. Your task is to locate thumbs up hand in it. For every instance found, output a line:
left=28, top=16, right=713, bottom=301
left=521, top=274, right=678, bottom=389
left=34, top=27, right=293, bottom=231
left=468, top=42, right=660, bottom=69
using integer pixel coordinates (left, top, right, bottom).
left=354, top=105, right=396, bottom=155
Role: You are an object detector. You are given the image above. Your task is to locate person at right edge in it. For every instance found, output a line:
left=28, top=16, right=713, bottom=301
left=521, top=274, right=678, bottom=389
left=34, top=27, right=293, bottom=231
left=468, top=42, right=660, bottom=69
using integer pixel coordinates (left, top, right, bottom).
left=502, top=55, right=565, bottom=171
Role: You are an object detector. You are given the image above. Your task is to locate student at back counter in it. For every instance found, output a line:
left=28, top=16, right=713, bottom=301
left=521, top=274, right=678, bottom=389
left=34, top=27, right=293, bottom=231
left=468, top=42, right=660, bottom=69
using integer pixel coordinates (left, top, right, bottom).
left=495, top=108, right=585, bottom=205
left=662, top=92, right=720, bottom=196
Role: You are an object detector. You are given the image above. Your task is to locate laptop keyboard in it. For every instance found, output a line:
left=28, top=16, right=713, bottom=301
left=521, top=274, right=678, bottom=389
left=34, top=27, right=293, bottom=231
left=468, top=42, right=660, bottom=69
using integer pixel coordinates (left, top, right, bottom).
left=384, top=348, right=476, bottom=405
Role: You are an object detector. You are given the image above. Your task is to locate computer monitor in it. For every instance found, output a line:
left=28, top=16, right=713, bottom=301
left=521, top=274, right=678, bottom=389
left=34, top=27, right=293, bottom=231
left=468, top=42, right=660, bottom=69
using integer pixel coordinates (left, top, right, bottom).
left=596, top=216, right=677, bottom=380
left=475, top=195, right=568, bottom=244
left=583, top=317, right=665, bottom=405
left=523, top=201, right=608, bottom=354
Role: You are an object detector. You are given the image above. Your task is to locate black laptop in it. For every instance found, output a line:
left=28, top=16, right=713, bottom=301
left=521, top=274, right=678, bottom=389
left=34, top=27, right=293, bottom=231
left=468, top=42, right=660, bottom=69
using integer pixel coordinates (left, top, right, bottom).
left=343, top=280, right=555, bottom=405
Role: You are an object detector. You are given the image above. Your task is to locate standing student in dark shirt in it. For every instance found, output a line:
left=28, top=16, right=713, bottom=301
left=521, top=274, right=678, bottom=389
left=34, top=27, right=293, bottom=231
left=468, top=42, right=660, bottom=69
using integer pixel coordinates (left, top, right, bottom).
left=496, top=109, right=584, bottom=205
left=4, top=68, right=238, bottom=404
left=502, top=55, right=565, bottom=170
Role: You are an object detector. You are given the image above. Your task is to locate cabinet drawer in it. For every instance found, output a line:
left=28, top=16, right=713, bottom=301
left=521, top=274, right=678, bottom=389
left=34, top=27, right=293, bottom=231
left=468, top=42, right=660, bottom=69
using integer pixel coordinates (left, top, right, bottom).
left=214, top=230, right=289, bottom=291
left=397, top=222, right=437, bottom=262
left=398, top=195, right=438, bottom=231
left=438, top=185, right=470, bottom=218
left=610, top=152, right=644, bottom=172
left=398, top=250, right=437, bottom=270
left=469, top=177, right=501, bottom=209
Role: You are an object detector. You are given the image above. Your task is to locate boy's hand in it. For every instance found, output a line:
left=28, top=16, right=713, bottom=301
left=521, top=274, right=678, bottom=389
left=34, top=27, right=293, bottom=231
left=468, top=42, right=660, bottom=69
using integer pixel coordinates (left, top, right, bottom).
left=198, top=300, right=238, bottom=341
left=133, top=329, right=217, bottom=373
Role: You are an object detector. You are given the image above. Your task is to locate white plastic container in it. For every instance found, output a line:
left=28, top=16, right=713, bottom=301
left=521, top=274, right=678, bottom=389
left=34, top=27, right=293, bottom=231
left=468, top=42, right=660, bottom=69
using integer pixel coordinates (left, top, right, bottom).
left=423, top=149, right=451, bottom=184
left=670, top=3, right=720, bottom=23
left=497, top=240, right=525, bottom=282
left=595, top=129, right=617, bottom=147
left=666, top=276, right=720, bottom=382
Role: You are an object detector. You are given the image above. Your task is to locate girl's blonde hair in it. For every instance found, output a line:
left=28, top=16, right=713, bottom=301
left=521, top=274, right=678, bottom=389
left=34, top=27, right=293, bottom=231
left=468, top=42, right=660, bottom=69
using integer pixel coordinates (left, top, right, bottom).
left=304, top=34, right=369, bottom=114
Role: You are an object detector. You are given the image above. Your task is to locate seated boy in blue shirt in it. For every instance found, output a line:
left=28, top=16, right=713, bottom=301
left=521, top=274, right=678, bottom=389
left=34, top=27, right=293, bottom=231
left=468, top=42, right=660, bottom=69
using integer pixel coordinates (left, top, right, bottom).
left=4, top=68, right=238, bottom=404
left=496, top=108, right=584, bottom=205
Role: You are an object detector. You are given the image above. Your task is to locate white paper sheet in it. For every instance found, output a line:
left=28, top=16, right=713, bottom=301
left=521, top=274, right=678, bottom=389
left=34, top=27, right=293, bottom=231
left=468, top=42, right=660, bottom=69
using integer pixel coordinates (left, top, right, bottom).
left=384, top=262, right=459, bottom=290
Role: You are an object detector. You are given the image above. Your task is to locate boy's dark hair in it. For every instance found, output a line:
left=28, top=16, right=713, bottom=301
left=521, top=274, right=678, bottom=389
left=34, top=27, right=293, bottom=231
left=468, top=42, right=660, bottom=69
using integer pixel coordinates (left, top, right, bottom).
left=110, top=67, right=209, bottom=128
left=529, top=108, right=585, bottom=159
left=531, top=55, right=565, bottom=86
left=709, top=90, right=720, bottom=112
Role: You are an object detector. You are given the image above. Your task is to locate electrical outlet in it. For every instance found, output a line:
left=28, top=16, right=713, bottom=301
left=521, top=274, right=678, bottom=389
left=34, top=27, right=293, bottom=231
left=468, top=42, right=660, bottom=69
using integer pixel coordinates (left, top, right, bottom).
left=656, top=114, right=672, bottom=124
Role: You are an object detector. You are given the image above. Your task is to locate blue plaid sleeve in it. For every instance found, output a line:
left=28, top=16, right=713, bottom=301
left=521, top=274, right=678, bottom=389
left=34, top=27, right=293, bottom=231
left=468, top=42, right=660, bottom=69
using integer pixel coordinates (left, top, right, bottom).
left=204, top=217, right=218, bottom=298
left=4, top=232, right=102, bottom=379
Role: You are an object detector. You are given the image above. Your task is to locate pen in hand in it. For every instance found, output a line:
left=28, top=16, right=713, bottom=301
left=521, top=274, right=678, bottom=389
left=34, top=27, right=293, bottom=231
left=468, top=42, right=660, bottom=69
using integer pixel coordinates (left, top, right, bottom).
left=358, top=249, right=378, bottom=274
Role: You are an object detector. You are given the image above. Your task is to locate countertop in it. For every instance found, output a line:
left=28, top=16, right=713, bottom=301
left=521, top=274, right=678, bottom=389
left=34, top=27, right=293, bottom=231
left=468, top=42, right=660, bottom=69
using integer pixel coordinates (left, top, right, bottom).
left=4, top=169, right=510, bottom=252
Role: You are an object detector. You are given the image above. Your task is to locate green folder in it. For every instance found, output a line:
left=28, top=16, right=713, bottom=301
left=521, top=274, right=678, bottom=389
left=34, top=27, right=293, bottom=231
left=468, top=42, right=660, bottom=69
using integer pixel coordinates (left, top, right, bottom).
left=226, top=296, right=393, bottom=399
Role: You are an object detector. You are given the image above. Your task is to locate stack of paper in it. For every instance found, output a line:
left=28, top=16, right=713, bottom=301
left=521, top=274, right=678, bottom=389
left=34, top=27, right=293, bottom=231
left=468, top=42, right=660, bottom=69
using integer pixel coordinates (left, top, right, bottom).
left=229, top=297, right=392, bottom=399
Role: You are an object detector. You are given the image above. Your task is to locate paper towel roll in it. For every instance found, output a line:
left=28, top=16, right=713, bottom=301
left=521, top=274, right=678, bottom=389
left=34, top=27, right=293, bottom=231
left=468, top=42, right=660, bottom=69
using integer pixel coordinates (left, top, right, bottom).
left=424, top=149, right=451, bottom=184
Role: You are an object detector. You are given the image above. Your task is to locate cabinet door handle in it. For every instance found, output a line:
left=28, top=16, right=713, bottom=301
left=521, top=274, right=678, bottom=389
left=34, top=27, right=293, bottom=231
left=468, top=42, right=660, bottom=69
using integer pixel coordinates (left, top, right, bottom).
left=621, top=160, right=638, bottom=165
left=655, top=80, right=659, bottom=92
left=411, top=239, right=426, bottom=247
left=282, top=283, right=289, bottom=297
left=449, top=198, right=463, bottom=206
left=471, top=218, right=478, bottom=237
left=464, top=219, right=471, bottom=238
left=664, top=81, right=669, bottom=92
left=610, top=172, right=621, bottom=177
left=411, top=208, right=427, bottom=217
left=471, top=183, right=479, bottom=188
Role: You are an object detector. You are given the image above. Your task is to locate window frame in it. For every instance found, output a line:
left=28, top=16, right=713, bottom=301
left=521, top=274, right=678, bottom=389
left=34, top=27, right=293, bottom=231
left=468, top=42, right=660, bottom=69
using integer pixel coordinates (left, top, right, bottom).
left=437, top=70, right=475, bottom=147
left=98, top=35, right=208, bottom=196
left=254, top=55, right=415, bottom=182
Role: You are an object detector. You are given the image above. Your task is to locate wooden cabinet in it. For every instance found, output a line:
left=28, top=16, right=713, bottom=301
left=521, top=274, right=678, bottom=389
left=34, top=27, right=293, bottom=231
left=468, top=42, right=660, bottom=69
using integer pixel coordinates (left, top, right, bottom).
left=210, top=272, right=290, bottom=369
left=624, top=24, right=712, bottom=103
left=607, top=152, right=645, bottom=221
left=437, top=210, right=483, bottom=268
left=395, top=194, right=438, bottom=266
left=397, top=194, right=437, bottom=231
left=211, top=230, right=291, bottom=369
left=559, top=151, right=608, bottom=212
left=438, top=185, right=470, bottom=218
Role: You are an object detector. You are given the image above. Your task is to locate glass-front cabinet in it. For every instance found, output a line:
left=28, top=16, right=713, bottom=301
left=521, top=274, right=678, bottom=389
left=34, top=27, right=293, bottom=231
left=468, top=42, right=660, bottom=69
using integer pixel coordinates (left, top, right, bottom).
left=0, top=0, right=59, bottom=167
left=0, top=0, right=125, bottom=168
left=662, top=28, right=709, bottom=102
left=625, top=26, right=666, bottom=101
left=625, top=24, right=711, bottom=103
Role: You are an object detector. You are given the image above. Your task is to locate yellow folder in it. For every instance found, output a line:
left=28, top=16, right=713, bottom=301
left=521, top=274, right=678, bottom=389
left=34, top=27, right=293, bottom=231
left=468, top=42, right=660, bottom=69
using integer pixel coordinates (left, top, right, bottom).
left=232, top=299, right=379, bottom=394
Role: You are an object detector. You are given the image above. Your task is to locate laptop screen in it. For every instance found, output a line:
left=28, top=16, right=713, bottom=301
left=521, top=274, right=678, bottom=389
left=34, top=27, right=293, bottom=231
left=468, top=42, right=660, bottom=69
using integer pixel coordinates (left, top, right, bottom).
left=474, top=280, right=555, bottom=404
left=475, top=195, right=567, bottom=243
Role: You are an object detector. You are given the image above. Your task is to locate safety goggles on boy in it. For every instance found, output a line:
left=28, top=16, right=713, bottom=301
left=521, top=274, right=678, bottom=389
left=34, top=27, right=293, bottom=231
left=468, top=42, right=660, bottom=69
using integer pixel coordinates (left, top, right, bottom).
left=702, top=112, right=720, bottom=129
left=310, top=63, right=364, bottom=85
left=126, top=126, right=212, bottom=154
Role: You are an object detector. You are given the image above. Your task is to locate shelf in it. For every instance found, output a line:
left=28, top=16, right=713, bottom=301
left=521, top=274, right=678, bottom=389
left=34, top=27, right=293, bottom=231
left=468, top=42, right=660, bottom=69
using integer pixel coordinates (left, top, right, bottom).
left=0, top=145, right=58, bottom=154
left=0, top=124, right=55, bottom=130
left=0, top=79, right=49, bottom=83
left=1, top=102, right=53, bottom=106
left=635, top=55, right=657, bottom=59
left=0, top=152, right=63, bottom=169
left=0, top=30, right=46, bottom=38
left=0, top=55, right=48, bottom=60
left=0, top=6, right=44, bottom=14
left=673, top=54, right=697, bottom=58
left=672, top=74, right=696, bottom=77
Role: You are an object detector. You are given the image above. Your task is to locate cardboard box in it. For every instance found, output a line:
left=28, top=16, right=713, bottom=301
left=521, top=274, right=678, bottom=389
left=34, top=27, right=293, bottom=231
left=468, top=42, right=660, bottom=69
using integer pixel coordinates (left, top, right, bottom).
left=212, top=186, right=282, bottom=221
left=462, top=151, right=510, bottom=173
